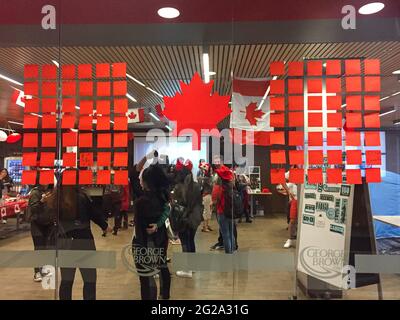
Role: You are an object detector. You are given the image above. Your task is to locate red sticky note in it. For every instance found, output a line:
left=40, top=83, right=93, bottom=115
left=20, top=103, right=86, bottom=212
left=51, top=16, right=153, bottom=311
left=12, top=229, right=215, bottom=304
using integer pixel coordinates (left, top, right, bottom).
left=289, top=112, right=304, bottom=127
left=80, top=81, right=93, bottom=96
left=289, top=131, right=304, bottom=146
left=366, top=168, right=381, bottom=183
left=289, top=150, right=304, bottom=165
left=97, top=170, right=111, bottom=185
left=345, top=60, right=361, bottom=75
left=97, top=116, right=111, bottom=130
left=346, top=77, right=362, bottom=92
left=97, top=82, right=111, bottom=96
left=78, top=64, right=92, bottom=79
left=326, top=78, right=341, bottom=93
left=22, top=153, right=37, bottom=166
left=114, top=170, right=128, bottom=185
left=346, top=112, right=362, bottom=128
left=308, top=150, right=323, bottom=165
left=114, top=98, right=128, bottom=114
left=270, top=169, right=286, bottom=184
left=62, top=115, right=76, bottom=129
left=270, top=80, right=285, bottom=95
left=80, top=100, right=93, bottom=115
left=270, top=113, right=285, bottom=127
left=327, top=96, right=342, bottom=110
left=97, top=100, right=110, bottom=115
left=347, top=150, right=362, bottom=165
left=97, top=152, right=111, bottom=166
left=364, top=77, right=380, bottom=92
left=114, top=152, right=128, bottom=167
left=41, top=133, right=56, bottom=147
left=288, top=79, right=303, bottom=94
left=307, top=79, right=322, bottom=93
left=98, top=133, right=111, bottom=148
left=270, top=131, right=285, bottom=145
left=288, top=96, right=303, bottom=110
left=347, top=169, right=363, bottom=184
left=270, top=61, right=285, bottom=76
left=40, top=152, right=55, bottom=167
left=346, top=131, right=361, bottom=146
left=79, top=133, right=93, bottom=148
left=63, top=131, right=78, bottom=147
left=346, top=95, right=362, bottom=111
left=42, top=98, right=57, bottom=113
left=62, top=81, right=76, bottom=96
left=271, top=97, right=285, bottom=111
left=327, top=169, right=343, bottom=184
left=308, top=96, right=322, bottom=110
left=113, top=81, right=127, bottom=96
left=307, top=61, right=323, bottom=76
left=366, top=150, right=381, bottom=165
left=62, top=170, right=77, bottom=185
left=112, top=62, right=126, bottom=78
left=62, top=153, right=76, bottom=167
left=23, top=133, right=38, bottom=148
left=42, top=65, right=57, bottom=79
left=364, top=132, right=380, bottom=146
left=364, top=59, right=380, bottom=75
left=24, top=82, right=39, bottom=96
left=114, top=133, right=128, bottom=147
left=327, top=131, right=342, bottom=146
left=289, top=168, right=304, bottom=184
left=24, top=65, right=39, bottom=79
left=79, top=116, right=93, bottom=130
left=79, top=170, right=93, bottom=185
left=326, top=60, right=341, bottom=75
left=96, top=63, right=110, bottom=78
left=39, top=170, right=54, bottom=186
left=62, top=98, right=75, bottom=113
left=327, top=112, right=342, bottom=128
left=288, top=61, right=303, bottom=76
left=308, top=132, right=323, bottom=146
left=114, top=116, right=128, bottom=131
left=308, top=113, right=322, bottom=127
left=42, top=114, right=57, bottom=129
left=79, top=152, right=93, bottom=167
left=308, top=169, right=323, bottom=184
left=327, top=150, right=343, bottom=165
left=42, top=82, right=57, bottom=96
left=364, top=96, right=380, bottom=111
left=22, top=170, right=37, bottom=185
left=24, top=115, right=39, bottom=129
left=364, top=113, right=380, bottom=128
left=270, top=150, right=286, bottom=164
left=24, top=99, right=39, bottom=113
left=62, top=65, right=76, bottom=79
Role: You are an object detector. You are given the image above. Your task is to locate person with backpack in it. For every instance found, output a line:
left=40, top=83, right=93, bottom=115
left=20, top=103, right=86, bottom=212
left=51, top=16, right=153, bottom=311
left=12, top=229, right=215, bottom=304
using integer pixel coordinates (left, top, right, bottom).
left=197, top=160, right=213, bottom=232
left=237, top=174, right=252, bottom=223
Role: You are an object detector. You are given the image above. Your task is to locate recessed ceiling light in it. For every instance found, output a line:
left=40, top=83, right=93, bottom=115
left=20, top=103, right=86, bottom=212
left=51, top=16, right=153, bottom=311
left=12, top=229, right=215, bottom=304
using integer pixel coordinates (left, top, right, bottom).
left=359, top=2, right=385, bottom=15
left=209, top=71, right=216, bottom=76
left=392, top=70, right=400, bottom=75
left=157, top=7, right=180, bottom=19
left=52, top=60, right=59, bottom=67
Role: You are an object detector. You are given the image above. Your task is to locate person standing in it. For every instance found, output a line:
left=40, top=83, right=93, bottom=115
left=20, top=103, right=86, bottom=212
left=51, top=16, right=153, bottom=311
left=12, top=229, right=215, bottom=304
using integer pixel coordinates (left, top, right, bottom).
left=282, top=171, right=298, bottom=248
left=0, top=168, right=13, bottom=224
left=237, top=174, right=252, bottom=223
left=197, top=160, right=213, bottom=232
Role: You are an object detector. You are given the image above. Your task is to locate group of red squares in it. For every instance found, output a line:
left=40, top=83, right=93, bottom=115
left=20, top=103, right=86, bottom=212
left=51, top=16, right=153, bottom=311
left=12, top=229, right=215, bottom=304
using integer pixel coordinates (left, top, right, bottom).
left=21, top=63, right=129, bottom=185
left=268, top=59, right=382, bottom=184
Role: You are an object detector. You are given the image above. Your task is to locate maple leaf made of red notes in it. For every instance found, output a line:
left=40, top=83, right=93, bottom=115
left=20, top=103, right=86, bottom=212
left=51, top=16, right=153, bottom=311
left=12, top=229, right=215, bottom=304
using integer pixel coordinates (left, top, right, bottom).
left=245, top=102, right=265, bottom=126
left=163, top=72, right=231, bottom=150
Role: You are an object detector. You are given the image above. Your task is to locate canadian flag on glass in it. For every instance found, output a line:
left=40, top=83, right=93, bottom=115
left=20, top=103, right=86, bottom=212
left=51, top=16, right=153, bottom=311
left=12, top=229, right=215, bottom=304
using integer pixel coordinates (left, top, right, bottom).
left=127, top=108, right=145, bottom=123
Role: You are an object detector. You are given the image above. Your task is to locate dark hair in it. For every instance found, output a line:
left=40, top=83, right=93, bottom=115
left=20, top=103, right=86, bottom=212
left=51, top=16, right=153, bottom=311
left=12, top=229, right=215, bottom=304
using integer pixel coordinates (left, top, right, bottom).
left=0, top=168, right=9, bottom=176
left=142, top=165, right=170, bottom=204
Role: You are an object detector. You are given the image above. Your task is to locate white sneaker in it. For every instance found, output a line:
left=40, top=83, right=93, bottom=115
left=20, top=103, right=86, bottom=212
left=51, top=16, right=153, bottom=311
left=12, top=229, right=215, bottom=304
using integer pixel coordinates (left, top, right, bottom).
left=1, top=219, right=7, bottom=224
left=176, top=271, right=193, bottom=278
left=283, top=239, right=295, bottom=248
left=33, top=272, right=42, bottom=282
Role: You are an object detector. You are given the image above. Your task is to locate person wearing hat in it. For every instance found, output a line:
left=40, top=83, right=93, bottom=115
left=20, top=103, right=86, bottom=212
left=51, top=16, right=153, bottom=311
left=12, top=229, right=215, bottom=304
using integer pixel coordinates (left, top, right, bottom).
left=197, top=160, right=213, bottom=232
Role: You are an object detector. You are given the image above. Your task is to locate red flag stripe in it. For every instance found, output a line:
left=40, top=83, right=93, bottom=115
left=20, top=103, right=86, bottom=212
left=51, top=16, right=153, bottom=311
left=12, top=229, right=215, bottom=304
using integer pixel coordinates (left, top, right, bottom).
left=233, top=79, right=269, bottom=97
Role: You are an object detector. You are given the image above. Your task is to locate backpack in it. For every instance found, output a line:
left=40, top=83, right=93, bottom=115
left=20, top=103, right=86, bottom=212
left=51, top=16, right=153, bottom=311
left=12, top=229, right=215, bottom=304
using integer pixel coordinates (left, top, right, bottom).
left=169, top=200, right=189, bottom=233
left=222, top=181, right=243, bottom=219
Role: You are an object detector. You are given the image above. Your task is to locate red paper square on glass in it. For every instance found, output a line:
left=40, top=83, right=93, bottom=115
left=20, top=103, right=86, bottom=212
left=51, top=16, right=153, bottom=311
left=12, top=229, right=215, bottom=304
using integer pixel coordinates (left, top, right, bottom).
left=270, top=80, right=285, bottom=95
left=270, top=97, right=285, bottom=111
left=114, top=152, right=128, bottom=167
left=347, top=150, right=362, bottom=165
left=80, top=100, right=93, bottom=114
left=114, top=98, right=128, bottom=114
left=364, top=59, right=380, bottom=75
left=289, top=150, right=304, bottom=165
left=42, top=98, right=57, bottom=113
left=97, top=152, right=111, bottom=166
left=41, top=133, right=56, bottom=147
left=364, top=113, right=380, bottom=128
left=289, top=112, right=304, bottom=127
left=24, top=99, right=39, bottom=113
left=24, top=65, right=39, bottom=79
left=62, top=81, right=76, bottom=96
left=289, top=168, right=304, bottom=184
left=345, top=60, right=361, bottom=75
left=326, top=60, right=341, bottom=75
left=270, top=131, right=285, bottom=145
left=270, top=150, right=286, bottom=164
left=97, top=170, right=111, bottom=185
left=307, top=61, right=323, bottom=76
left=327, top=96, right=342, bottom=110
left=113, top=81, right=127, bottom=96
left=346, top=77, right=362, bottom=92
left=326, top=78, right=341, bottom=93
left=308, top=113, right=322, bottom=127
left=62, top=98, right=75, bottom=113
left=80, top=81, right=93, bottom=96
left=79, top=170, right=93, bottom=185
left=39, top=170, right=54, bottom=185
left=364, top=96, right=380, bottom=111
left=308, top=96, right=322, bottom=110
left=112, top=63, right=126, bottom=78
left=346, top=112, right=362, bottom=128
left=62, top=153, right=76, bottom=167
left=346, top=95, right=361, bottom=111
left=288, top=61, right=303, bottom=76
left=78, top=64, right=92, bottom=79
left=288, top=79, right=303, bottom=94
left=80, top=152, right=93, bottom=167
left=289, top=131, right=304, bottom=146
left=308, top=132, right=323, bottom=146
left=97, top=100, right=110, bottom=114
left=96, top=63, right=110, bottom=78
left=327, top=131, right=342, bottom=146
left=327, top=169, right=343, bottom=184
left=307, top=79, right=322, bottom=93
left=288, top=96, right=303, bottom=110
left=62, top=65, right=75, bottom=79
left=327, top=112, right=342, bottom=127
left=114, top=170, right=128, bottom=185
left=97, top=82, right=111, bottom=96
left=42, top=65, right=57, bottom=79
left=308, top=169, right=323, bottom=184
left=114, top=116, right=128, bottom=131
left=42, top=82, right=57, bottom=96
left=63, top=131, right=77, bottom=147
left=62, top=170, right=77, bottom=185
left=42, top=114, right=57, bottom=129
left=98, top=133, right=111, bottom=148
left=24, top=82, right=39, bottom=96
left=23, top=133, right=38, bottom=147
left=24, top=115, right=39, bottom=129
left=22, top=171, right=37, bottom=185
left=40, top=152, right=55, bottom=167
left=270, top=61, right=285, bottom=75
left=327, top=150, right=342, bottom=165
left=364, top=132, right=380, bottom=146
left=270, top=113, right=285, bottom=127
left=365, top=77, right=380, bottom=92
left=270, top=169, right=286, bottom=184
left=79, top=116, right=93, bottom=130
left=366, top=168, right=381, bottom=183
left=97, top=116, right=111, bottom=130
left=309, top=150, right=323, bottom=164
left=79, top=133, right=93, bottom=148
left=114, top=133, right=127, bottom=147
left=62, top=115, right=75, bottom=129
left=22, top=153, right=37, bottom=166
left=366, top=150, right=381, bottom=165
left=346, top=131, right=361, bottom=146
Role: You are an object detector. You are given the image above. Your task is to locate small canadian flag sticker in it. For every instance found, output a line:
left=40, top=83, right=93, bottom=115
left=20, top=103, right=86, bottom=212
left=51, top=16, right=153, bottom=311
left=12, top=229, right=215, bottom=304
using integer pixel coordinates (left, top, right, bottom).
left=127, top=108, right=145, bottom=123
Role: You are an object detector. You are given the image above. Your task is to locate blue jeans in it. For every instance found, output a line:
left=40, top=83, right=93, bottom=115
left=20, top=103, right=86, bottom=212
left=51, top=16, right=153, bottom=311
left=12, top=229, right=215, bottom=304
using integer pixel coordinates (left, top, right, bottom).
left=178, top=227, right=196, bottom=253
left=217, top=214, right=234, bottom=254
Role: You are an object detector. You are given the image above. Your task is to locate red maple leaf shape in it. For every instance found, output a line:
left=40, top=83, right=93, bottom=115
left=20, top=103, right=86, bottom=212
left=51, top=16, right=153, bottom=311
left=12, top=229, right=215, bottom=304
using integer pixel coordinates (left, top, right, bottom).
left=128, top=112, right=136, bottom=119
left=162, top=72, right=231, bottom=150
left=245, top=102, right=265, bottom=126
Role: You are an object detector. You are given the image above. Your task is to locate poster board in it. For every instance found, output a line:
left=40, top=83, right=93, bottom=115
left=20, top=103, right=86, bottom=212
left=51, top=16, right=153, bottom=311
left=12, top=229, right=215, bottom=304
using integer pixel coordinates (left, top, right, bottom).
left=248, top=166, right=261, bottom=192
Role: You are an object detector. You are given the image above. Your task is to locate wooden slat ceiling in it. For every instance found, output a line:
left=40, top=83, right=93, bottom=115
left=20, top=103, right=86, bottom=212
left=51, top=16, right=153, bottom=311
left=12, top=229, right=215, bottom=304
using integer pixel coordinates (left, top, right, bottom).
left=0, top=41, right=399, bottom=130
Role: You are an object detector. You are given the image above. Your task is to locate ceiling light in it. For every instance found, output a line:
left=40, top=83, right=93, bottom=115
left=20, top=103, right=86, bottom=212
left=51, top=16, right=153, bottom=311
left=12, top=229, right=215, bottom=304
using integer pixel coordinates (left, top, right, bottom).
left=157, top=7, right=180, bottom=19
left=257, top=76, right=278, bottom=110
left=379, top=108, right=396, bottom=117
left=380, top=96, right=390, bottom=101
left=0, top=74, right=23, bottom=86
left=31, top=113, right=42, bottom=118
left=149, top=112, right=160, bottom=122
left=391, top=91, right=400, bottom=97
left=341, top=104, right=347, bottom=108
left=8, top=121, right=23, bottom=126
left=146, top=87, right=163, bottom=98
left=165, top=125, right=172, bottom=131
left=75, top=106, right=80, bottom=110
left=126, top=73, right=146, bottom=87
left=52, top=60, right=59, bottom=68
left=393, top=119, right=400, bottom=125
left=358, top=2, right=385, bottom=15
left=203, top=53, right=210, bottom=84
left=209, top=71, right=216, bottom=76
left=392, top=70, right=400, bottom=75
left=126, top=93, right=137, bottom=102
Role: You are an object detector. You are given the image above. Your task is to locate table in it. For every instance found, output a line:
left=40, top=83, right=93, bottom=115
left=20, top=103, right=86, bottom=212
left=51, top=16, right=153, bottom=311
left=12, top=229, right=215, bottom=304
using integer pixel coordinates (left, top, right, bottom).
left=248, top=192, right=272, bottom=217
left=373, top=216, right=400, bottom=228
